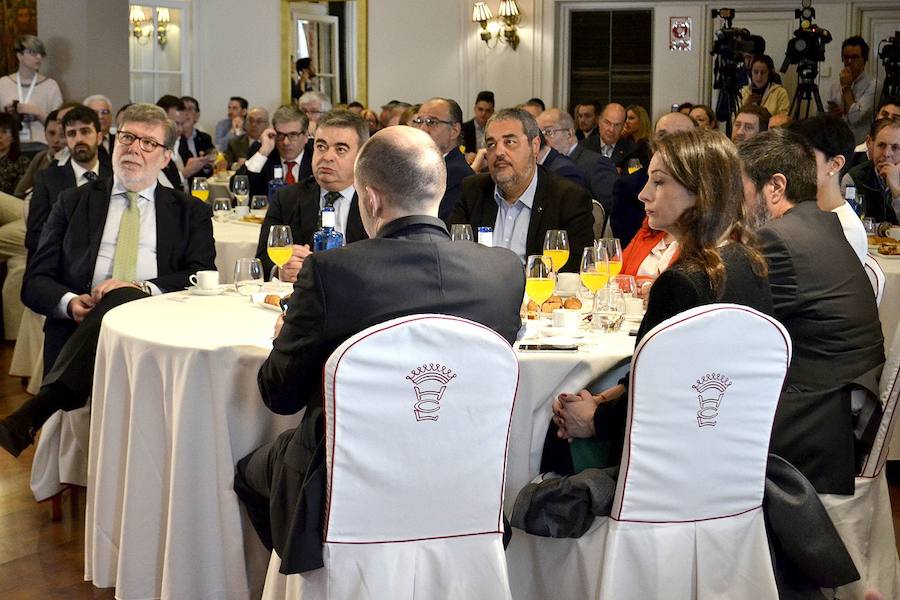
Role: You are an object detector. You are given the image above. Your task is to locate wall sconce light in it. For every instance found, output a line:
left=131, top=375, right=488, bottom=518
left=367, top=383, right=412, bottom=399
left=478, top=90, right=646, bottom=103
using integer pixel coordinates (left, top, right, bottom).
left=156, top=7, right=170, bottom=49
left=130, top=6, right=151, bottom=44
left=472, top=0, right=520, bottom=50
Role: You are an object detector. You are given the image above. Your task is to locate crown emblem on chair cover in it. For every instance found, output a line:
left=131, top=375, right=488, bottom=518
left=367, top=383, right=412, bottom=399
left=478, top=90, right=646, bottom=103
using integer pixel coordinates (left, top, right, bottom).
left=692, top=372, right=732, bottom=427
left=406, top=363, right=456, bottom=422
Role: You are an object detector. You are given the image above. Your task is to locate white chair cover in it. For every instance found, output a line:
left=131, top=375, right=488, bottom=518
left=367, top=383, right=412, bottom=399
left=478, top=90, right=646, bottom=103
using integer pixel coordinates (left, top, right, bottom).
left=864, top=253, right=885, bottom=307
left=30, top=406, right=90, bottom=501
left=821, top=327, right=900, bottom=599
left=598, top=304, right=791, bottom=599
left=262, top=314, right=518, bottom=600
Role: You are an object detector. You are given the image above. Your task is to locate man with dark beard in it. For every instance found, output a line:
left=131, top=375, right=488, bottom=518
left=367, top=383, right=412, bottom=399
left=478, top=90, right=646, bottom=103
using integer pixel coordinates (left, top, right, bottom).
left=26, top=104, right=112, bottom=257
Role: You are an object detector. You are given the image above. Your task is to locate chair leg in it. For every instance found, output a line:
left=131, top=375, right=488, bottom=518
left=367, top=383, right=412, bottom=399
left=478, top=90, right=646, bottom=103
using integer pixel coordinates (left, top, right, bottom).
left=50, top=494, right=63, bottom=521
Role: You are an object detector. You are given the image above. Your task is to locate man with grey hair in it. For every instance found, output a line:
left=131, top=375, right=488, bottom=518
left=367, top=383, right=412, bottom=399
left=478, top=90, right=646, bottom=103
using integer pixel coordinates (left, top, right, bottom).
left=224, top=105, right=268, bottom=166
left=234, top=125, right=524, bottom=573
left=236, top=104, right=312, bottom=198
left=84, top=93, right=114, bottom=152
left=582, top=102, right=633, bottom=164
left=0, top=103, right=215, bottom=457
left=411, top=97, right=474, bottom=221
left=255, top=110, right=370, bottom=279
left=738, top=128, right=884, bottom=496
left=537, top=107, right=617, bottom=209
left=298, top=90, right=332, bottom=135
left=449, top=107, right=594, bottom=272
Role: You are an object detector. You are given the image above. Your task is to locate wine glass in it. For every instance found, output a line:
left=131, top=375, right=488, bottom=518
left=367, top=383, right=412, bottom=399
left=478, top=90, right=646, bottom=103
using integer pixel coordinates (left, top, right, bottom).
left=543, top=229, right=570, bottom=272
left=598, top=238, right=623, bottom=282
left=191, top=177, right=209, bottom=203
left=525, top=255, right=555, bottom=343
left=251, top=195, right=268, bottom=215
left=212, top=198, right=232, bottom=223
left=450, top=224, right=474, bottom=241
left=232, top=175, right=250, bottom=208
left=233, top=258, right=264, bottom=295
left=612, top=274, right=637, bottom=297
left=595, top=287, right=625, bottom=332
left=580, top=245, right=609, bottom=315
left=267, top=225, right=293, bottom=281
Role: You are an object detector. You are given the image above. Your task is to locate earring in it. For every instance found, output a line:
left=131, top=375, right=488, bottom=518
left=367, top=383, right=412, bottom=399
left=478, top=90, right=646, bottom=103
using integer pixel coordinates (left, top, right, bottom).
left=827, top=170, right=834, bottom=177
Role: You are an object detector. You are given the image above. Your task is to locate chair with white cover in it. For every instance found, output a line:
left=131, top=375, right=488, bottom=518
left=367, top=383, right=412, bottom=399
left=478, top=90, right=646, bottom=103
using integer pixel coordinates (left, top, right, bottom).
left=260, top=314, right=518, bottom=600
left=597, top=304, right=791, bottom=599
left=591, top=199, right=606, bottom=241
left=819, top=326, right=900, bottom=599
left=864, top=253, right=885, bottom=306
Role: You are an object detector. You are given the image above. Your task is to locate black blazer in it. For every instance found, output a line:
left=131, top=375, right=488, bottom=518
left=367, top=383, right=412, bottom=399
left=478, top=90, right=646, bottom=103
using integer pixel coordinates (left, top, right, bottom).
left=234, top=141, right=314, bottom=199
left=581, top=136, right=634, bottom=166
left=256, top=215, right=524, bottom=573
left=22, top=178, right=216, bottom=373
left=759, top=201, right=885, bottom=494
left=610, top=168, right=649, bottom=248
left=26, top=156, right=113, bottom=257
left=178, top=130, right=216, bottom=184
left=541, top=148, right=587, bottom=190
left=448, top=166, right=594, bottom=272
left=439, top=147, right=474, bottom=223
left=846, top=160, right=898, bottom=225
left=568, top=144, right=617, bottom=211
left=255, top=176, right=367, bottom=277
left=461, top=119, right=478, bottom=153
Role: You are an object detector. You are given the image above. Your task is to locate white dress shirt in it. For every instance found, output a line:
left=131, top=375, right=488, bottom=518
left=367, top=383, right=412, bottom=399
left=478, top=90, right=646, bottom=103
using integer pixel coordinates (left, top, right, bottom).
left=320, top=184, right=355, bottom=235
left=69, top=157, right=100, bottom=187
left=55, top=177, right=161, bottom=319
left=245, top=150, right=304, bottom=182
left=492, top=170, right=538, bottom=263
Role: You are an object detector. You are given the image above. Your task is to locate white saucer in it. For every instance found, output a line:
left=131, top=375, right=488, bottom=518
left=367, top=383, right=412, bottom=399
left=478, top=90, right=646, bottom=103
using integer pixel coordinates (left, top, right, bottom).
left=542, top=326, right=587, bottom=338
left=188, top=286, right=225, bottom=296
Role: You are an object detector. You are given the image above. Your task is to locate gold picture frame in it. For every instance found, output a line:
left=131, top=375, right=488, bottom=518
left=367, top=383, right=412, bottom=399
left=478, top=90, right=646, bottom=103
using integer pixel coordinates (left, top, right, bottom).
left=281, top=0, right=367, bottom=106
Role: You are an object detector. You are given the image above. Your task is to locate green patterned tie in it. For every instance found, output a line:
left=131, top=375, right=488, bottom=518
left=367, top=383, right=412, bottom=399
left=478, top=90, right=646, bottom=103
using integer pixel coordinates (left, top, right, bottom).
left=112, top=192, right=140, bottom=281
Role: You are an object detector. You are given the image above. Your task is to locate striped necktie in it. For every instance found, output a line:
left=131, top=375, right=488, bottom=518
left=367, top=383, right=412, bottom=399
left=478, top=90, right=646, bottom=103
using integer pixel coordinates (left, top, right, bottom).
left=112, top=192, right=140, bottom=281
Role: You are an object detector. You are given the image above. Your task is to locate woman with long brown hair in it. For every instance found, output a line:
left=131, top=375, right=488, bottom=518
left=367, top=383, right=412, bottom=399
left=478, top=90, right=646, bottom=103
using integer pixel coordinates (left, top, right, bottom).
left=546, top=128, right=773, bottom=468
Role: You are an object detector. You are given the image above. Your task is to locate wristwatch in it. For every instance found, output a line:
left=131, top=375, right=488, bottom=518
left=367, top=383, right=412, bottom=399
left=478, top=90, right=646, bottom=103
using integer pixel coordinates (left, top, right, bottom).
left=132, top=280, right=152, bottom=295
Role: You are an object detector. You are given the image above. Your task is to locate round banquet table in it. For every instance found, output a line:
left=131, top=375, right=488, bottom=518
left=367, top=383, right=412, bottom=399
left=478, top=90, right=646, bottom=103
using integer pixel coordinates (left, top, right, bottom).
left=874, top=254, right=900, bottom=351
left=84, top=291, right=633, bottom=600
left=213, top=219, right=261, bottom=283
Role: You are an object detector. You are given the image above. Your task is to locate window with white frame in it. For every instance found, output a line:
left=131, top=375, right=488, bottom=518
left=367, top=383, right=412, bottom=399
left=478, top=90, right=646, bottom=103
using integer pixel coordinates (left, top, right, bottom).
left=128, top=1, right=190, bottom=102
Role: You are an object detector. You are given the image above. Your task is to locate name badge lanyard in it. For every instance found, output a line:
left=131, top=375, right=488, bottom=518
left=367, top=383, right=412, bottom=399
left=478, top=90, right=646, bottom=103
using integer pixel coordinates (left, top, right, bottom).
left=16, top=75, right=37, bottom=141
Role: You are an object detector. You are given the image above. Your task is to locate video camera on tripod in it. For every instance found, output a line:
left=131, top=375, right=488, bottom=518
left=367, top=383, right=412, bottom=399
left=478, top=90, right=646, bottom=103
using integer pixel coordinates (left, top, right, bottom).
left=710, top=8, right=764, bottom=132
left=879, top=31, right=900, bottom=102
left=780, top=0, right=831, bottom=118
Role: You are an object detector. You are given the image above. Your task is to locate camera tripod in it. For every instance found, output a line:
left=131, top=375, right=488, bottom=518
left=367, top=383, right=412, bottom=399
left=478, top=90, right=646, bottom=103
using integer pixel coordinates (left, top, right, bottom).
left=714, top=59, right=743, bottom=137
left=789, top=62, right=824, bottom=120
left=881, top=66, right=900, bottom=106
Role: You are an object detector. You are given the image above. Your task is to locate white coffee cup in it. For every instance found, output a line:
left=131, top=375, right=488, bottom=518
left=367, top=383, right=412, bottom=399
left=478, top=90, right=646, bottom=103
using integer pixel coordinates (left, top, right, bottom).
left=556, top=272, right=580, bottom=296
left=624, top=296, right=644, bottom=318
left=551, top=308, right=580, bottom=330
left=233, top=206, right=250, bottom=218
left=887, top=226, right=900, bottom=241
left=190, top=270, right=219, bottom=290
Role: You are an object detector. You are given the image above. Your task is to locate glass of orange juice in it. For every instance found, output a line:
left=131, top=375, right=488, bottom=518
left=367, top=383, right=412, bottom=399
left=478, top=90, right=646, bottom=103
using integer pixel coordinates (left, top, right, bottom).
left=191, top=177, right=209, bottom=203
left=267, top=225, right=293, bottom=280
left=597, top=238, right=623, bottom=280
left=543, top=229, right=570, bottom=272
left=525, top=255, right=555, bottom=342
left=580, top=245, right=609, bottom=315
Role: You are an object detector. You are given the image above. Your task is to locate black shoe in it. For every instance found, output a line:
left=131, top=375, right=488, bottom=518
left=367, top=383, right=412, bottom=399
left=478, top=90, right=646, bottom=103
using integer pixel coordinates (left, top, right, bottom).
left=0, top=412, right=35, bottom=458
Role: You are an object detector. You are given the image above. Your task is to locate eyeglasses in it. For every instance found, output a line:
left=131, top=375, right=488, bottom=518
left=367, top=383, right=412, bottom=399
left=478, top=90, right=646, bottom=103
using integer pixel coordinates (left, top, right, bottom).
left=539, top=127, right=568, bottom=138
left=117, top=130, right=166, bottom=152
left=274, top=131, right=307, bottom=142
left=20, top=48, right=43, bottom=57
left=411, top=116, right=452, bottom=128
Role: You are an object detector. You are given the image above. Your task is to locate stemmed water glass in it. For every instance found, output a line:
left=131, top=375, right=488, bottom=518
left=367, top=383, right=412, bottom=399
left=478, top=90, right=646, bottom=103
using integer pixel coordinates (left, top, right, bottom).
left=233, top=258, right=264, bottom=295
left=232, top=175, right=250, bottom=208
left=213, top=198, right=231, bottom=222
left=525, top=255, right=555, bottom=343
left=191, top=177, right=209, bottom=203
left=543, top=230, right=570, bottom=272
left=267, top=225, right=293, bottom=281
left=450, top=224, right=474, bottom=241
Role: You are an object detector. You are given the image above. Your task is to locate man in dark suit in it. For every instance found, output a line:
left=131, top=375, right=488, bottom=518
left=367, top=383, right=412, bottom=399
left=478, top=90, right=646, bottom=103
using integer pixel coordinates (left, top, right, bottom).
left=0, top=104, right=216, bottom=458
left=537, top=108, right=617, bottom=211
left=461, top=90, right=495, bottom=155
left=574, top=101, right=600, bottom=141
left=178, top=96, right=216, bottom=185
left=26, top=104, right=112, bottom=258
left=84, top=94, right=114, bottom=155
left=539, top=144, right=587, bottom=188
left=739, top=128, right=885, bottom=495
left=224, top=106, right=268, bottom=166
left=449, top=108, right=594, bottom=273
left=410, top=97, right=474, bottom=222
left=256, top=111, right=369, bottom=279
left=581, top=102, right=634, bottom=165
left=235, top=105, right=313, bottom=199
left=234, top=125, right=524, bottom=574
left=610, top=112, right=697, bottom=247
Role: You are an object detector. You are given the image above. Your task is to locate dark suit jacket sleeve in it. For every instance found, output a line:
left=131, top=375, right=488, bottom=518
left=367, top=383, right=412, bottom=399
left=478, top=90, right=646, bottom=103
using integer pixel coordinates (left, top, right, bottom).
left=235, top=141, right=270, bottom=198
left=22, top=188, right=79, bottom=315
left=448, top=178, right=478, bottom=226
left=149, top=196, right=216, bottom=292
left=26, top=168, right=52, bottom=257
left=590, top=157, right=618, bottom=214
left=559, top=185, right=595, bottom=273
left=256, top=186, right=289, bottom=277
left=757, top=225, right=800, bottom=319
left=258, top=255, right=327, bottom=414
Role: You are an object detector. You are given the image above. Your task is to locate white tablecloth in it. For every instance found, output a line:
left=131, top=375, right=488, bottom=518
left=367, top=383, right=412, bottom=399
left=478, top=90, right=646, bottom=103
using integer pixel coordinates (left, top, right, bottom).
left=213, top=220, right=261, bottom=283
left=84, top=292, right=633, bottom=600
left=875, top=255, right=900, bottom=349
